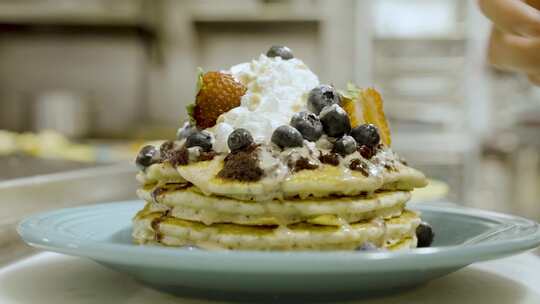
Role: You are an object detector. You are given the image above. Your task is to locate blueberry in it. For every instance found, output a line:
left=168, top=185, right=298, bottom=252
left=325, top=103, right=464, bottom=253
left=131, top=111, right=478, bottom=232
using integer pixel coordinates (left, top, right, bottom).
left=307, top=85, right=341, bottom=115
left=416, top=222, right=434, bottom=248
left=228, top=128, right=254, bottom=152
left=350, top=124, right=380, bottom=149
left=319, top=104, right=351, bottom=138
left=176, top=122, right=196, bottom=140
left=334, top=135, right=357, bottom=156
left=186, top=131, right=213, bottom=152
left=290, top=111, right=323, bottom=142
left=135, top=145, right=160, bottom=169
left=271, top=125, right=304, bottom=149
left=356, top=242, right=378, bottom=251
left=266, top=45, right=294, bottom=60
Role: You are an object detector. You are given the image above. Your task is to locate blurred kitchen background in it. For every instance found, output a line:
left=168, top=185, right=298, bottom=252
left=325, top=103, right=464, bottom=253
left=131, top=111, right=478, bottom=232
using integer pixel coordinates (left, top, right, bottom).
left=0, top=0, right=539, bottom=236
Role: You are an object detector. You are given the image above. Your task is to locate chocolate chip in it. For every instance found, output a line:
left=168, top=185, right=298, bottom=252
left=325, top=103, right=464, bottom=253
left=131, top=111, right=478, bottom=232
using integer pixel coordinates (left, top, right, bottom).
left=167, top=182, right=192, bottom=191
left=151, top=182, right=192, bottom=203
left=349, top=159, right=369, bottom=177
left=150, top=209, right=171, bottom=242
left=319, top=152, right=340, bottom=166
left=290, top=157, right=319, bottom=172
left=150, top=217, right=161, bottom=232
left=358, top=145, right=375, bottom=159
left=384, top=163, right=398, bottom=172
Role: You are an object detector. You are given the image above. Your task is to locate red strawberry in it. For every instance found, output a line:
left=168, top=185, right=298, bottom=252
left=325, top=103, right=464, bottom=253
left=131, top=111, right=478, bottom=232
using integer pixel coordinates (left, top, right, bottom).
left=191, top=71, right=246, bottom=129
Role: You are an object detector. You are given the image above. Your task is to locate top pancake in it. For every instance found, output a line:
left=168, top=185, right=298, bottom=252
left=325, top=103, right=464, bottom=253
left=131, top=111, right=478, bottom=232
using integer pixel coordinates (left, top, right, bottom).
left=138, top=146, right=427, bottom=201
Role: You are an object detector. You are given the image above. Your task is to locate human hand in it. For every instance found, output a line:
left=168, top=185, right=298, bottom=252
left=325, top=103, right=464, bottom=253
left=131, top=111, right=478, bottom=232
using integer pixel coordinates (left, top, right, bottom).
left=478, top=0, right=540, bottom=85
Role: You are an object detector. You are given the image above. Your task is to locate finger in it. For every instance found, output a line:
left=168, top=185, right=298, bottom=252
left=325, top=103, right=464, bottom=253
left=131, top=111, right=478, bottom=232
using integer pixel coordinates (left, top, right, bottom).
left=488, top=29, right=540, bottom=73
left=528, top=74, right=540, bottom=85
left=478, top=0, right=540, bottom=37
left=526, top=0, right=540, bottom=9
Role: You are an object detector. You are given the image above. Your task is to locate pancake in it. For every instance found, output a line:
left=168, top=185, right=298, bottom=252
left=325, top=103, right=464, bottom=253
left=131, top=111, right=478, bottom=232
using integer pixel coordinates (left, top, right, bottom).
left=137, top=144, right=427, bottom=202
left=132, top=208, right=421, bottom=251
left=377, top=163, right=428, bottom=191
left=139, top=159, right=425, bottom=201
left=137, top=184, right=411, bottom=226
left=173, top=150, right=426, bottom=201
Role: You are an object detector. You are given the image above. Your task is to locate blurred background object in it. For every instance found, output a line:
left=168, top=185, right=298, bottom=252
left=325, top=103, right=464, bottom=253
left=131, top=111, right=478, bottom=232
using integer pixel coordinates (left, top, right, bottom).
left=33, top=90, right=90, bottom=138
left=0, top=0, right=538, bottom=219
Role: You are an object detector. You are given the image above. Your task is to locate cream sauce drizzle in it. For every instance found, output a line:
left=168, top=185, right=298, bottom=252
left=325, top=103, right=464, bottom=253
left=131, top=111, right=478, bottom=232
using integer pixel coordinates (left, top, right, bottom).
left=139, top=141, right=398, bottom=202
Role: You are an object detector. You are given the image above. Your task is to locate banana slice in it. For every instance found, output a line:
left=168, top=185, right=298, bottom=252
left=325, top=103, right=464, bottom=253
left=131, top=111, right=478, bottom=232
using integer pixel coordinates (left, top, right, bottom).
left=342, top=85, right=392, bottom=147
left=361, top=88, right=392, bottom=147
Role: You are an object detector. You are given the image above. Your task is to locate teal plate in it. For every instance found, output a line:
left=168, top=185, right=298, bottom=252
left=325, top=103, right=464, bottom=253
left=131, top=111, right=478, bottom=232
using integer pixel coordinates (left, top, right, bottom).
left=18, top=201, right=540, bottom=298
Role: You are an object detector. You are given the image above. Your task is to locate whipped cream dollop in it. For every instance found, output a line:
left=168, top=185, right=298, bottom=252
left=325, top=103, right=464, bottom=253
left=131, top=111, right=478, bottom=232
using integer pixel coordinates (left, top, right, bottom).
left=208, top=54, right=319, bottom=153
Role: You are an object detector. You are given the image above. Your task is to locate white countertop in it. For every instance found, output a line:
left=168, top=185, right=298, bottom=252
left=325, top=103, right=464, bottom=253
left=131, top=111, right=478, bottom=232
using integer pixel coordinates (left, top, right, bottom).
left=1, top=251, right=540, bottom=304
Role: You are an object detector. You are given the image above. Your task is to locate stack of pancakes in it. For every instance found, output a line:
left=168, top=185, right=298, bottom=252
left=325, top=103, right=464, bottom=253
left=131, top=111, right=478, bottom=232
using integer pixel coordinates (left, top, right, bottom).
left=133, top=147, right=427, bottom=251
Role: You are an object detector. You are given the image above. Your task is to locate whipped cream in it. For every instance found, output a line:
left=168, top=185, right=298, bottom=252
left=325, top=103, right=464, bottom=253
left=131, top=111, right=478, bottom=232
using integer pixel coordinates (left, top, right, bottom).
left=208, top=54, right=319, bottom=153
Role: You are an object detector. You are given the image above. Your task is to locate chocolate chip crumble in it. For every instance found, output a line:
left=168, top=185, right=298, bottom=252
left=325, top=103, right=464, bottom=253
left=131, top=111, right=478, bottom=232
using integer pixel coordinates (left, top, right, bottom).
left=218, top=145, right=264, bottom=182
left=198, top=150, right=217, bottom=162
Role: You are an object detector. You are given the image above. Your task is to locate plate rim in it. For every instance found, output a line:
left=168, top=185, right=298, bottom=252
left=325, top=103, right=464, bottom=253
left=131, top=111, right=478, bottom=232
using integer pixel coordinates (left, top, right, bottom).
left=17, top=200, right=540, bottom=274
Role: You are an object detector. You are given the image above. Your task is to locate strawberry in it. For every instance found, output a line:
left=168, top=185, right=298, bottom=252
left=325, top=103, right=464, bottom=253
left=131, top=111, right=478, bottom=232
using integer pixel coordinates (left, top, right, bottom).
left=190, top=71, right=246, bottom=129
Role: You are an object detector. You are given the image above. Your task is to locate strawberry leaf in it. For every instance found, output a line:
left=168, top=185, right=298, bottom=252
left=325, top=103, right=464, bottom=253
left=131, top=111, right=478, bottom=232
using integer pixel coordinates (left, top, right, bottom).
left=346, top=82, right=361, bottom=98
left=186, top=103, right=196, bottom=125
left=196, top=67, right=205, bottom=93
left=183, top=68, right=205, bottom=126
